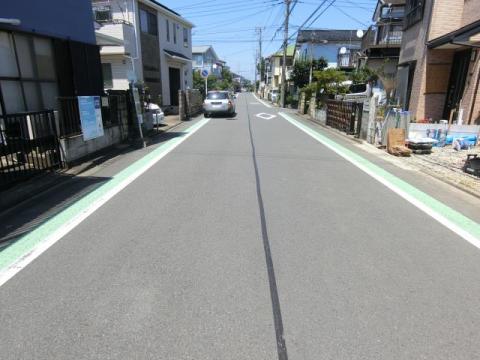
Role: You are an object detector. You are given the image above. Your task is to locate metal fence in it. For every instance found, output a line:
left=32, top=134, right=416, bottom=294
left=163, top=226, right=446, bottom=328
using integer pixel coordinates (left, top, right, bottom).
left=57, top=93, right=130, bottom=138
left=0, top=110, right=62, bottom=190
left=326, top=100, right=363, bottom=136
left=57, top=97, right=82, bottom=138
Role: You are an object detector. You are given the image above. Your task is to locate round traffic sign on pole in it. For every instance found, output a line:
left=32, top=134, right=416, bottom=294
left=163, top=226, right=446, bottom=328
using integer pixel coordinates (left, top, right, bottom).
left=200, top=69, right=210, bottom=79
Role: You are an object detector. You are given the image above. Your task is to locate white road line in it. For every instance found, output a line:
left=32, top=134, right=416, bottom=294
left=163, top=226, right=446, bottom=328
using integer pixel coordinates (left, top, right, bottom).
left=253, top=93, right=272, bottom=108
left=0, top=118, right=210, bottom=287
left=279, top=112, right=480, bottom=250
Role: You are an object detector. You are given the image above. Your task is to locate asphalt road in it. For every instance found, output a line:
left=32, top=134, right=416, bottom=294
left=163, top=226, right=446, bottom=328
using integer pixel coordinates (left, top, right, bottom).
left=1, top=93, right=480, bottom=359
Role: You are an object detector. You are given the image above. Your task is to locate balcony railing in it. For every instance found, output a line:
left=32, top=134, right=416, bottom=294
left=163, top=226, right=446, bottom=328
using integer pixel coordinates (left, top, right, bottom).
left=362, top=25, right=403, bottom=49
left=338, top=52, right=356, bottom=68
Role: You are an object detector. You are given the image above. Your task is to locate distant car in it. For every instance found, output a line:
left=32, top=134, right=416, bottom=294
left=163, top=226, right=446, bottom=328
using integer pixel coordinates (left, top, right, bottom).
left=203, top=91, right=236, bottom=117
left=147, top=103, right=165, bottom=125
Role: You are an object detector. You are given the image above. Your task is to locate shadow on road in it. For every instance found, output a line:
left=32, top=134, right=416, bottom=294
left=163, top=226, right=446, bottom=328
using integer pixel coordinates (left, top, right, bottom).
left=0, top=173, right=111, bottom=250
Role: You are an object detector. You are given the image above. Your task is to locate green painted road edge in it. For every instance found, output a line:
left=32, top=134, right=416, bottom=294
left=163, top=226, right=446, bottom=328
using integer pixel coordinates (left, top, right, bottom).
left=279, top=112, right=480, bottom=242
left=0, top=118, right=209, bottom=272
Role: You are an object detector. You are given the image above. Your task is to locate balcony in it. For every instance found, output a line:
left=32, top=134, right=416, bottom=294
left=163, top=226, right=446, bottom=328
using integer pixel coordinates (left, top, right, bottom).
left=338, top=51, right=356, bottom=69
left=96, top=22, right=137, bottom=57
left=362, top=24, right=403, bottom=50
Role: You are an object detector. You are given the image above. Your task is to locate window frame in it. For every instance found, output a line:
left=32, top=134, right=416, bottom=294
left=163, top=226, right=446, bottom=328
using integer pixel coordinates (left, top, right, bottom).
left=102, top=63, right=113, bottom=89
left=93, top=5, right=112, bottom=23
left=166, top=19, right=170, bottom=42
left=404, top=0, right=424, bottom=30
left=173, top=23, right=177, bottom=44
left=139, top=8, right=158, bottom=36
left=0, top=30, right=58, bottom=114
left=183, top=27, right=188, bottom=48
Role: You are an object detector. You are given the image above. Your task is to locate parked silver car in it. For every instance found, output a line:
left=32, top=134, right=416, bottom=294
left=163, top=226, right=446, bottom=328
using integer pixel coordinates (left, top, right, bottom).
left=203, top=91, right=236, bottom=117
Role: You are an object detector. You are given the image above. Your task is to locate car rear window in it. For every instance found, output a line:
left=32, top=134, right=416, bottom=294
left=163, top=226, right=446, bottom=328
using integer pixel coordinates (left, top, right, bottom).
left=207, top=92, right=228, bottom=100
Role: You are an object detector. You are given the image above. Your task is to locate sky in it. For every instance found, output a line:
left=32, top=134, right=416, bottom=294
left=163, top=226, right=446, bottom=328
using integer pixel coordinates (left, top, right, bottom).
left=159, top=0, right=379, bottom=80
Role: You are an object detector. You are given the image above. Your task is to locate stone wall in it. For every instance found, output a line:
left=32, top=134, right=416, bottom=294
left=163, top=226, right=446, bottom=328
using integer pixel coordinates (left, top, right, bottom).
left=179, top=89, right=204, bottom=120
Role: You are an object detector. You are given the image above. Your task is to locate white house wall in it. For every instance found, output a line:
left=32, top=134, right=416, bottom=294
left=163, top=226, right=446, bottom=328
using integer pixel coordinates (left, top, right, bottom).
left=102, top=55, right=131, bottom=90
left=157, top=11, right=193, bottom=105
left=95, top=0, right=193, bottom=105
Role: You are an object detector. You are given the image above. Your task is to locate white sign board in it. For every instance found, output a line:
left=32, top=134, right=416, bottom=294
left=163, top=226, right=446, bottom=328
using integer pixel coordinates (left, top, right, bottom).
left=132, top=87, right=143, bottom=124
left=200, top=69, right=210, bottom=79
left=78, top=96, right=104, bottom=141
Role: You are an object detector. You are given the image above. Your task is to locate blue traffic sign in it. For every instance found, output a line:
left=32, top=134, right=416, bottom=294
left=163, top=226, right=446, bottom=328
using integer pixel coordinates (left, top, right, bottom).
left=200, top=69, right=210, bottom=78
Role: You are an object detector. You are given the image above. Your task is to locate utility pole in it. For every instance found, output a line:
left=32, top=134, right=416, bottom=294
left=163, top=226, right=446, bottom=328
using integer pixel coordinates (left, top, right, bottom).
left=255, top=27, right=263, bottom=95
left=254, top=50, right=258, bottom=94
left=280, top=0, right=291, bottom=108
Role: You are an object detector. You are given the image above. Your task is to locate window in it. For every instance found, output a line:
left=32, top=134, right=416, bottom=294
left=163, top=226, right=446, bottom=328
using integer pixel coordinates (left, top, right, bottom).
left=93, top=5, right=112, bottom=23
left=166, top=19, right=170, bottom=42
left=183, top=28, right=188, bottom=48
left=102, top=63, right=113, bottom=89
left=140, top=9, right=157, bottom=36
left=381, top=5, right=405, bottom=19
left=0, top=31, right=58, bottom=114
left=404, top=0, right=424, bottom=29
left=193, top=54, right=203, bottom=66
left=173, top=23, right=177, bottom=44
left=206, top=92, right=228, bottom=100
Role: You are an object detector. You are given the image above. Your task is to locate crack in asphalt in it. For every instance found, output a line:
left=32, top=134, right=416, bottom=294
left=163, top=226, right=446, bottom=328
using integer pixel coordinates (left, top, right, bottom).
left=244, top=95, right=289, bottom=360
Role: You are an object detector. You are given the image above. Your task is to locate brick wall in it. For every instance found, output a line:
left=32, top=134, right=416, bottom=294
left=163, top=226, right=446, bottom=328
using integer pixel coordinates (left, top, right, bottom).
left=462, top=0, right=480, bottom=27
left=428, top=0, right=464, bottom=40
left=399, top=0, right=480, bottom=123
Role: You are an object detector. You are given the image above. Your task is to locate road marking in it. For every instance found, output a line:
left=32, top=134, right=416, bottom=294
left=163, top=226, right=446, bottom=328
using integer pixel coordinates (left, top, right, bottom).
left=253, top=93, right=272, bottom=108
left=256, top=113, right=277, bottom=120
left=0, top=117, right=211, bottom=287
left=279, top=112, right=480, bottom=249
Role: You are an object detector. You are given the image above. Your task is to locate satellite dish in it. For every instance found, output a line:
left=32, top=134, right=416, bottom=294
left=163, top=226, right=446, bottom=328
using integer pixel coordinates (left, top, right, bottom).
left=356, top=29, right=364, bottom=38
left=339, top=47, right=347, bottom=55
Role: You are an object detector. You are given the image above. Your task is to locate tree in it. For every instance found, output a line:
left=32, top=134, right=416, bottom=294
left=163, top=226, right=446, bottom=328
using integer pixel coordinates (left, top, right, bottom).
left=349, top=67, right=378, bottom=85
left=290, top=57, right=328, bottom=89
left=193, top=70, right=218, bottom=97
left=313, top=68, right=348, bottom=96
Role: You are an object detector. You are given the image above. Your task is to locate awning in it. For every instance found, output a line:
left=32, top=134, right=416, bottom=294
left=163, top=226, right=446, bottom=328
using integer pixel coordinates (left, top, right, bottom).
left=428, top=20, right=480, bottom=49
left=164, top=49, right=191, bottom=63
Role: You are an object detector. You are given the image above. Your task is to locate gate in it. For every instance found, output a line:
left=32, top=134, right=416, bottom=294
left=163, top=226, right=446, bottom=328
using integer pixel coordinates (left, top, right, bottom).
left=0, top=110, right=62, bottom=190
left=326, top=100, right=363, bottom=135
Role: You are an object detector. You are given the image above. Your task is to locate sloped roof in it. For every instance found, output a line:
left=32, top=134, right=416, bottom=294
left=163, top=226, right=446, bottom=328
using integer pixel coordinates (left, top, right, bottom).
left=145, top=0, right=180, bottom=17
left=272, top=44, right=296, bottom=57
left=297, top=29, right=364, bottom=43
left=192, top=45, right=221, bottom=63
left=192, top=45, right=211, bottom=54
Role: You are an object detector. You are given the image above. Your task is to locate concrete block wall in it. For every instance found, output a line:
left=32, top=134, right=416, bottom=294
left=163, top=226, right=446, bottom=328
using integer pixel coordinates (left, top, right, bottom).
left=60, top=125, right=123, bottom=165
left=309, top=97, right=317, bottom=119
left=179, top=89, right=203, bottom=120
